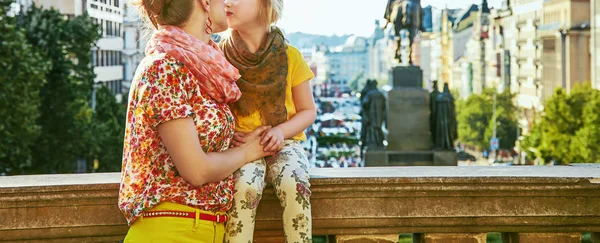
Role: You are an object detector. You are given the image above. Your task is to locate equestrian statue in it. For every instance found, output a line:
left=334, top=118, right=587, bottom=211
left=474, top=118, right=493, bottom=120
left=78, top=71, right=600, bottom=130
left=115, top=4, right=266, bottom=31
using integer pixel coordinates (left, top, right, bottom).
left=383, top=0, right=424, bottom=65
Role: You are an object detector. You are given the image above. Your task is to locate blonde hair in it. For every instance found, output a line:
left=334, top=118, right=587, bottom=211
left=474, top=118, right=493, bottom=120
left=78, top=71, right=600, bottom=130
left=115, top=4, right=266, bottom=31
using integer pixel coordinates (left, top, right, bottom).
left=259, top=0, right=283, bottom=30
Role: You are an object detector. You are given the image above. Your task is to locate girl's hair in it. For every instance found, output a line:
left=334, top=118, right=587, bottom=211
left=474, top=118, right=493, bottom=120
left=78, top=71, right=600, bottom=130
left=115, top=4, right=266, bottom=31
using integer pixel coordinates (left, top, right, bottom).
left=259, top=0, right=283, bottom=31
left=131, top=0, right=195, bottom=29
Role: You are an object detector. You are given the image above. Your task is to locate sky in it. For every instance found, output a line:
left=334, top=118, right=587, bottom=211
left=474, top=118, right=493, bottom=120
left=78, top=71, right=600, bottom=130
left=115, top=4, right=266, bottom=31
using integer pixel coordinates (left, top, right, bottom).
left=278, top=0, right=503, bottom=37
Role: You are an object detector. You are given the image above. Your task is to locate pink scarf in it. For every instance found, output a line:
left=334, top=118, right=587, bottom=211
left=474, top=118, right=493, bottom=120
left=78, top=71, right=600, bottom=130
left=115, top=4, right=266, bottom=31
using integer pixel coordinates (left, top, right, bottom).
left=146, top=26, right=241, bottom=103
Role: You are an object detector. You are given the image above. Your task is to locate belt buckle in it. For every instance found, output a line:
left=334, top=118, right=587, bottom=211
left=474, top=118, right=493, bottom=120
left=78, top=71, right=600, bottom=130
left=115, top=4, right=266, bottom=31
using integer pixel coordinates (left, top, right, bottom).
left=216, top=214, right=226, bottom=223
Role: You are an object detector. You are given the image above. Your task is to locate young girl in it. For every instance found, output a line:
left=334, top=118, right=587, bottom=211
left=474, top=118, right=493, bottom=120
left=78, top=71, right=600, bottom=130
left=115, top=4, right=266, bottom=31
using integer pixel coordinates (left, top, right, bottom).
left=219, top=0, right=316, bottom=242
left=120, top=0, right=272, bottom=242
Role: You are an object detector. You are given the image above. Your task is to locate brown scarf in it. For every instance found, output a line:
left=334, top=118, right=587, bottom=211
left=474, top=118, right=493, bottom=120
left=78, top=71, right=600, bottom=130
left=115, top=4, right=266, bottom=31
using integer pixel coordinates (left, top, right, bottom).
left=219, top=27, right=288, bottom=126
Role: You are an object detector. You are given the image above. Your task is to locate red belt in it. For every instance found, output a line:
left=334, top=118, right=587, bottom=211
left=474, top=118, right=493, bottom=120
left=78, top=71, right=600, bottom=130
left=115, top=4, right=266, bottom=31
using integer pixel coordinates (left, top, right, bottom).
left=142, top=210, right=228, bottom=223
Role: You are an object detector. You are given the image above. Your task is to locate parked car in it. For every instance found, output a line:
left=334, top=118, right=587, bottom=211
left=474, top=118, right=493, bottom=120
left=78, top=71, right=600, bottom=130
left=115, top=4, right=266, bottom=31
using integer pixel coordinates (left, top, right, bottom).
left=457, top=151, right=477, bottom=161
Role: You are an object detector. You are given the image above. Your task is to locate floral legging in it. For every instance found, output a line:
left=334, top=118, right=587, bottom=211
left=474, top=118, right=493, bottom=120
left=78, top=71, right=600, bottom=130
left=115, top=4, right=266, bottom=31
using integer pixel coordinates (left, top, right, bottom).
left=225, top=140, right=312, bottom=243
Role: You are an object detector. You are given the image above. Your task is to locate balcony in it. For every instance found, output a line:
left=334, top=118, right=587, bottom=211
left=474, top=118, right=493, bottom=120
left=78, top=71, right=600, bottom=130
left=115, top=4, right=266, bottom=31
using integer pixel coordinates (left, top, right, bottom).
left=516, top=20, right=528, bottom=29
left=517, top=57, right=528, bottom=65
left=1, top=167, right=599, bottom=242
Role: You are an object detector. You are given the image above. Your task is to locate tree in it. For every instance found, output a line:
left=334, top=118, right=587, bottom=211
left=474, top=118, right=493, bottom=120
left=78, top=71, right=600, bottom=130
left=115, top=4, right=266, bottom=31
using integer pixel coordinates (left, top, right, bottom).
left=483, top=90, right=518, bottom=150
left=456, top=92, right=489, bottom=149
left=1, top=2, right=130, bottom=174
left=91, top=86, right=127, bottom=172
left=524, top=85, right=600, bottom=164
left=0, top=0, right=49, bottom=175
left=456, top=88, right=519, bottom=150
left=21, top=5, right=101, bottom=173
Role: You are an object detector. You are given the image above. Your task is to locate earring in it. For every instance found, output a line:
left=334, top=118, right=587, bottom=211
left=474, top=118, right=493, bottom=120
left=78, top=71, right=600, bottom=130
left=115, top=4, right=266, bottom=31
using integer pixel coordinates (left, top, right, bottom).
left=205, top=17, right=213, bottom=35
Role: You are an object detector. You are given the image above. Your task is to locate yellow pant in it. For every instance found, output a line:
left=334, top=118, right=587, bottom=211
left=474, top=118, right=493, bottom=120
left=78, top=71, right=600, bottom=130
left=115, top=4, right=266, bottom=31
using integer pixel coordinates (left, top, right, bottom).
left=124, top=202, right=227, bottom=243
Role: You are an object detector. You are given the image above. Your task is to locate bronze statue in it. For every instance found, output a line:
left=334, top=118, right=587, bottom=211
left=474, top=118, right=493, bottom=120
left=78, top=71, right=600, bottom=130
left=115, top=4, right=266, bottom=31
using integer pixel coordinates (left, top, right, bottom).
left=433, top=83, right=458, bottom=150
left=429, top=80, right=440, bottom=147
left=361, top=80, right=386, bottom=151
left=383, top=0, right=424, bottom=65
left=360, top=79, right=375, bottom=156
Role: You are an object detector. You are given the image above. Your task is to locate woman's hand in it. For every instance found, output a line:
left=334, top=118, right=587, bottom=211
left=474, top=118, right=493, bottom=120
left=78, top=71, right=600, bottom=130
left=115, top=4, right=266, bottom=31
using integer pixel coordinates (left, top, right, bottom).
left=260, top=127, right=284, bottom=152
left=238, top=126, right=275, bottom=162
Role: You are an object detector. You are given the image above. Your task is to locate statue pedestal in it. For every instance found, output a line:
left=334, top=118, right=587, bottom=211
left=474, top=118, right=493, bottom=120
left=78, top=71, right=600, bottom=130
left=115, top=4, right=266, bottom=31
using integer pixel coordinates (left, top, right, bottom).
left=364, top=65, right=457, bottom=167
left=387, top=88, right=430, bottom=151
left=390, top=66, right=423, bottom=88
left=365, top=150, right=458, bottom=166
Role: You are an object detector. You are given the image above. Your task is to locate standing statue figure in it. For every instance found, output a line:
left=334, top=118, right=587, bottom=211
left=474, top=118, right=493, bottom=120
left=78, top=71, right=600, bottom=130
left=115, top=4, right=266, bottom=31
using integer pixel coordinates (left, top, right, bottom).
left=433, top=83, right=458, bottom=150
left=359, top=79, right=376, bottom=156
left=429, top=80, right=440, bottom=147
left=383, top=0, right=424, bottom=64
left=361, top=80, right=387, bottom=152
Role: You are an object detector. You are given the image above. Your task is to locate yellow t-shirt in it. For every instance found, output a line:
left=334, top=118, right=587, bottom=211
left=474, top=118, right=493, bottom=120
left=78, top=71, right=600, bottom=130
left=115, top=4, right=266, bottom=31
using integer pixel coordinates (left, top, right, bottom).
left=234, top=45, right=314, bottom=141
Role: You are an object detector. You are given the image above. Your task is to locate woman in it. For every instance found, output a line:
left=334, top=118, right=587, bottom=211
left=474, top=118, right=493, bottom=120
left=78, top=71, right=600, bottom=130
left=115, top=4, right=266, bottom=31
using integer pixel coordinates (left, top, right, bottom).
left=119, top=0, right=272, bottom=242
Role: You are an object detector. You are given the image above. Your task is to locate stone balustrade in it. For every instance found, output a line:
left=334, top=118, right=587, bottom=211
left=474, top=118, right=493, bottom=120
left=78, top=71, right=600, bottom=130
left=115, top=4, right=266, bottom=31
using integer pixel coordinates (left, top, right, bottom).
left=1, top=166, right=599, bottom=243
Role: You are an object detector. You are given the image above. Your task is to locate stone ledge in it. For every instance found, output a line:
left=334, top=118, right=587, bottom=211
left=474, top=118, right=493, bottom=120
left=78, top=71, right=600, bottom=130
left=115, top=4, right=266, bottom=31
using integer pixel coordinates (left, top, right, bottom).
left=0, top=167, right=599, bottom=242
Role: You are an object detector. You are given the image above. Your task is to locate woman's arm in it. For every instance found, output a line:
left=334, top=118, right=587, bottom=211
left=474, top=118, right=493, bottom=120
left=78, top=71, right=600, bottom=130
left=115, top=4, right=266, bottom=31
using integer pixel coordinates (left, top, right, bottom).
left=158, top=119, right=272, bottom=187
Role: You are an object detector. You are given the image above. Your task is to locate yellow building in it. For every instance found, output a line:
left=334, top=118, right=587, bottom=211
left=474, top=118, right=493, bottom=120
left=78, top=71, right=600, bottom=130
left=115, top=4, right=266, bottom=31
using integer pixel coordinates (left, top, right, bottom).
left=539, top=0, right=591, bottom=100
left=593, top=0, right=600, bottom=89
left=439, top=9, right=454, bottom=90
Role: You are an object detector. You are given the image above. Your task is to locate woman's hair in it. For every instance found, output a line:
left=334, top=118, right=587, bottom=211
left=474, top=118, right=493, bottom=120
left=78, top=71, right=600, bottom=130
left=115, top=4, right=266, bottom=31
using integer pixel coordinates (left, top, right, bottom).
left=131, top=0, right=195, bottom=29
left=259, top=0, right=283, bottom=30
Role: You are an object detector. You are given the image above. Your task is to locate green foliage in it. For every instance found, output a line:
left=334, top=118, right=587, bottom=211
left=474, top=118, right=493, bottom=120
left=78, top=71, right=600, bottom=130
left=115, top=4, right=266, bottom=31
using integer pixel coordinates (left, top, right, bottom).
left=523, top=84, right=600, bottom=164
left=0, top=1, right=130, bottom=174
left=91, top=86, right=127, bottom=172
left=0, top=3, right=49, bottom=174
left=456, top=88, right=519, bottom=150
left=17, top=5, right=101, bottom=173
left=317, top=136, right=360, bottom=147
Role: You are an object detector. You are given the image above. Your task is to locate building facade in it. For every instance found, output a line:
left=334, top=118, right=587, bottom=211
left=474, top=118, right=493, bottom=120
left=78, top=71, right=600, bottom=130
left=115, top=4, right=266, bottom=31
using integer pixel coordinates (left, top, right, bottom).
left=511, top=0, right=543, bottom=113
left=592, top=0, right=600, bottom=89
left=539, top=0, right=591, bottom=99
left=122, top=2, right=146, bottom=95
left=33, top=0, right=125, bottom=97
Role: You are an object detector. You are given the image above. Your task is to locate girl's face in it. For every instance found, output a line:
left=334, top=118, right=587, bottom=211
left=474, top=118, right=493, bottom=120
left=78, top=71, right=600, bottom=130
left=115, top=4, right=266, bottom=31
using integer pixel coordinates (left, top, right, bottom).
left=224, top=0, right=262, bottom=30
left=209, top=0, right=229, bottom=33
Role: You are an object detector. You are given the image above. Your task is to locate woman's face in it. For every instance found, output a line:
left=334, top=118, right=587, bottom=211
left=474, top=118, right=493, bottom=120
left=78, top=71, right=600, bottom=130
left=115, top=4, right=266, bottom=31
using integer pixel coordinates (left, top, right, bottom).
left=209, top=0, right=229, bottom=33
left=224, top=0, right=261, bottom=30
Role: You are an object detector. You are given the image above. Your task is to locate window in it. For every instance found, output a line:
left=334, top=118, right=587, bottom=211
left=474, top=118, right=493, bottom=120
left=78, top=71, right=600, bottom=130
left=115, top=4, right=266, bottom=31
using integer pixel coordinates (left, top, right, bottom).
left=107, top=21, right=112, bottom=36
left=103, top=80, right=123, bottom=95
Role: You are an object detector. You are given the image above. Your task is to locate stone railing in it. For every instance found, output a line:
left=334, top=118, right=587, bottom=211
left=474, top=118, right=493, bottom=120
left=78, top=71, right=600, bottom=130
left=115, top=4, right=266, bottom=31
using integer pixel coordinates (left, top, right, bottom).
left=1, top=166, right=600, bottom=243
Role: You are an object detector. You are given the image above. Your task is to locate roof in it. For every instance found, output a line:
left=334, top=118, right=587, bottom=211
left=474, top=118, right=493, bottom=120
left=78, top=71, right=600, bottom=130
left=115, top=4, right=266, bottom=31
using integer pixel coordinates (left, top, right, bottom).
left=453, top=5, right=479, bottom=32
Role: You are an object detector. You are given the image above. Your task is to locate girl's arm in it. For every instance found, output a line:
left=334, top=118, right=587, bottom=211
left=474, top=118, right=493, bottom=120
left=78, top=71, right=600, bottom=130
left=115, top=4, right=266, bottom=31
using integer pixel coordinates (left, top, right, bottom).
left=260, top=47, right=317, bottom=152
left=261, top=81, right=317, bottom=152
left=275, top=80, right=317, bottom=139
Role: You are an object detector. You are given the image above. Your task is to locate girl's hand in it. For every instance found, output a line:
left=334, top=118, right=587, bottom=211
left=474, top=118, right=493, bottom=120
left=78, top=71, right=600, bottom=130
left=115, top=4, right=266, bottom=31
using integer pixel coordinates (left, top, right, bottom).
left=261, top=127, right=284, bottom=152
left=230, top=132, right=246, bottom=148
left=239, top=126, right=275, bottom=162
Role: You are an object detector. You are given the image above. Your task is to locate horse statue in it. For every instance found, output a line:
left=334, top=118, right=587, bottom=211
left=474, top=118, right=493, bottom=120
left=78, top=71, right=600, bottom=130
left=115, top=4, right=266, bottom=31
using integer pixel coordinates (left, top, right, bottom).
left=383, top=0, right=424, bottom=65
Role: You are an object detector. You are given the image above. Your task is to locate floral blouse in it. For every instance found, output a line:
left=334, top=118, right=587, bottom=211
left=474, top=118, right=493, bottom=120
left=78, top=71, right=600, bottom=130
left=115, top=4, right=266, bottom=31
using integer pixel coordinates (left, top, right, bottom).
left=119, top=53, right=236, bottom=225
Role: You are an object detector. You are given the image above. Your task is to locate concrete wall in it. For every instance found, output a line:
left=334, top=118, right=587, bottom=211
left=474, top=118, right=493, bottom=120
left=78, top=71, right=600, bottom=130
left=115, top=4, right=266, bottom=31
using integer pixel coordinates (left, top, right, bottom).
left=1, top=167, right=599, bottom=242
